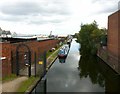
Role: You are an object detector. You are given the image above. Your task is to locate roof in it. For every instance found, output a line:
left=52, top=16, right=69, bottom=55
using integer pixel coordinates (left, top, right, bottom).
left=1, top=37, right=37, bottom=43
left=2, top=30, right=11, bottom=35
left=108, top=9, right=120, bottom=17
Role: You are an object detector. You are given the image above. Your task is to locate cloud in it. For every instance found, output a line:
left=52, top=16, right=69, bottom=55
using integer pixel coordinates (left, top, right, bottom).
left=92, top=0, right=106, bottom=3
left=0, top=1, right=70, bottom=16
left=98, top=5, right=118, bottom=14
left=0, top=1, right=71, bottom=25
left=119, top=1, right=120, bottom=10
left=0, top=2, right=39, bottom=16
left=92, top=0, right=119, bottom=4
left=28, top=15, right=69, bottom=25
left=0, top=0, right=119, bottom=35
left=30, top=19, right=64, bottom=25
left=0, top=13, right=27, bottom=22
left=92, top=0, right=119, bottom=14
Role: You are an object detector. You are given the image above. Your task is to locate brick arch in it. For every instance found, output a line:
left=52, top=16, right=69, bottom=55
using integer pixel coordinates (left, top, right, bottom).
left=16, top=44, right=31, bottom=77
left=16, top=43, right=31, bottom=52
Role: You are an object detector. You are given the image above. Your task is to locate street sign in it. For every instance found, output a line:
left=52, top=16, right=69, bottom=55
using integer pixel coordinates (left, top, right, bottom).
left=39, top=61, right=43, bottom=64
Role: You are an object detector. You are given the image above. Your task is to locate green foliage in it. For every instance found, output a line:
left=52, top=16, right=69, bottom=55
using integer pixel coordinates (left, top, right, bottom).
left=77, top=21, right=106, bottom=55
left=2, top=74, right=17, bottom=83
left=17, top=76, right=39, bottom=92
left=47, top=46, right=61, bottom=63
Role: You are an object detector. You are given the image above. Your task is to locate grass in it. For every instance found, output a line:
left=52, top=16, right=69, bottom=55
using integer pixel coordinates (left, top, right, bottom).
left=17, top=76, right=39, bottom=92
left=47, top=46, right=61, bottom=63
left=46, top=50, right=54, bottom=58
left=2, top=74, right=17, bottom=83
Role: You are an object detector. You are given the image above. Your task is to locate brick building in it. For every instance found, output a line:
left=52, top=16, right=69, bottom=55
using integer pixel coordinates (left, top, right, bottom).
left=108, top=10, right=120, bottom=59
left=0, top=27, right=11, bottom=38
left=0, top=38, right=60, bottom=77
left=107, top=10, right=120, bottom=74
left=98, top=10, right=120, bottom=75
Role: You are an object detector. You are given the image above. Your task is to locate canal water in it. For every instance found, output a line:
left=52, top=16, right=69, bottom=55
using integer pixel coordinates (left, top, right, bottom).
left=32, top=39, right=120, bottom=93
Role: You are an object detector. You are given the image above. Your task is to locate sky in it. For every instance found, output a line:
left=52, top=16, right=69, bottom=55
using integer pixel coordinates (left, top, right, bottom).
left=0, top=0, right=119, bottom=35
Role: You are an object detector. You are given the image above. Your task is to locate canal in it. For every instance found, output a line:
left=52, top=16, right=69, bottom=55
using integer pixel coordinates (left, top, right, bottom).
left=32, top=39, right=120, bottom=93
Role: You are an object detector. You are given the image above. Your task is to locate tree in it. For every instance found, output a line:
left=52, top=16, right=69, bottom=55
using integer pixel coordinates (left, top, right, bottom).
left=77, top=21, right=106, bottom=55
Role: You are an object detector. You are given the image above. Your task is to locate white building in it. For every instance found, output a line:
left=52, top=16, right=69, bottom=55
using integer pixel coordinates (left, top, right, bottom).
left=0, top=27, right=11, bottom=38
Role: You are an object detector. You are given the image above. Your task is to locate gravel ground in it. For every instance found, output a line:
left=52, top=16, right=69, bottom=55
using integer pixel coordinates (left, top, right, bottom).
left=1, top=77, right=28, bottom=92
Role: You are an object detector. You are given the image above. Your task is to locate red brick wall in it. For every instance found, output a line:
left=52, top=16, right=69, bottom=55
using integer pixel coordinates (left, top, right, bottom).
left=108, top=10, right=120, bottom=74
left=118, top=10, right=120, bottom=73
left=1, top=39, right=59, bottom=77
left=1, top=42, right=12, bottom=77
left=108, top=10, right=119, bottom=58
left=118, top=10, right=120, bottom=59
left=13, top=40, right=59, bottom=61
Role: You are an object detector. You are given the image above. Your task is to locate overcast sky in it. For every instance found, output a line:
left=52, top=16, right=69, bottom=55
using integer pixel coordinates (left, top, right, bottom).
left=0, top=0, right=119, bottom=35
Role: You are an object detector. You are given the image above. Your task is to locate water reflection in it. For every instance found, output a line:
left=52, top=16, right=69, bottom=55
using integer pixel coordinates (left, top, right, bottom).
left=78, top=53, right=120, bottom=93
left=59, top=58, right=66, bottom=63
left=79, top=55, right=105, bottom=87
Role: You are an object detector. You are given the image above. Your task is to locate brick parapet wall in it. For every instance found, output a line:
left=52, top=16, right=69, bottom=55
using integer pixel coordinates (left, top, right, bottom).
left=98, top=47, right=120, bottom=75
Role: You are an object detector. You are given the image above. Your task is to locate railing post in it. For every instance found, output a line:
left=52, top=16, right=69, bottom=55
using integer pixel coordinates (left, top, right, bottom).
left=43, top=51, right=46, bottom=76
left=28, top=51, right=31, bottom=77
left=34, top=52, right=36, bottom=77
left=43, top=51, right=47, bottom=94
left=16, top=51, right=19, bottom=76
